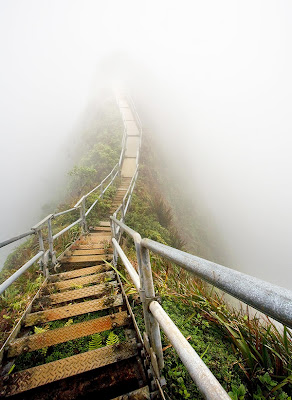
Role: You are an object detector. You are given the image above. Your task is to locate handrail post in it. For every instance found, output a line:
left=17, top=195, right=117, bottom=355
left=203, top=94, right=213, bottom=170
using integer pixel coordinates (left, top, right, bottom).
left=47, top=217, right=57, bottom=266
left=135, top=239, right=164, bottom=373
left=80, top=197, right=88, bottom=233
left=111, top=214, right=118, bottom=265
left=36, top=229, right=47, bottom=277
left=100, top=183, right=103, bottom=198
left=121, top=201, right=125, bottom=222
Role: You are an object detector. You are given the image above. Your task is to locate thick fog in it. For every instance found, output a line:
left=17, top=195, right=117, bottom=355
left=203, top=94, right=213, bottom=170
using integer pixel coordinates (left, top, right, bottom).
left=0, top=1, right=291, bottom=290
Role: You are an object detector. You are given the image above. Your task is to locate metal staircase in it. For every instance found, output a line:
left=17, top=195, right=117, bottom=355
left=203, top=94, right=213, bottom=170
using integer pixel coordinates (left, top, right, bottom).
left=1, top=90, right=291, bottom=400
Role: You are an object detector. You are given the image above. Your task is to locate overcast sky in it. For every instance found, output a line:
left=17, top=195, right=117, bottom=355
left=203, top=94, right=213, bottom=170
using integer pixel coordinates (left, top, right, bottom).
left=0, top=1, right=291, bottom=289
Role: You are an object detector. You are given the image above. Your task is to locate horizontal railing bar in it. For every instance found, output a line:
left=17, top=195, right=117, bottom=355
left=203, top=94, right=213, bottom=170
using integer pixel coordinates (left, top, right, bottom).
left=112, top=238, right=140, bottom=290
left=74, top=163, right=119, bottom=207
left=53, top=218, right=82, bottom=240
left=149, top=301, right=230, bottom=399
left=110, top=216, right=141, bottom=242
left=54, top=207, right=79, bottom=218
left=0, top=251, right=44, bottom=295
left=32, top=214, right=54, bottom=230
left=102, top=169, right=119, bottom=194
left=142, top=239, right=292, bottom=328
left=0, top=230, right=35, bottom=249
left=85, top=198, right=99, bottom=217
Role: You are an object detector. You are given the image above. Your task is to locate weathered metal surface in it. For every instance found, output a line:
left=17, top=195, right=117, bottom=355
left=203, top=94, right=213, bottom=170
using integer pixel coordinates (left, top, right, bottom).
left=8, top=311, right=129, bottom=357
left=45, top=270, right=115, bottom=291
left=68, top=249, right=111, bottom=256
left=99, top=221, right=111, bottom=227
left=76, top=236, right=111, bottom=245
left=70, top=243, right=113, bottom=250
left=112, top=238, right=140, bottom=291
left=149, top=301, right=230, bottom=399
left=25, top=294, right=123, bottom=326
left=90, top=227, right=111, bottom=232
left=142, top=238, right=292, bottom=328
left=60, top=254, right=112, bottom=264
left=2, top=339, right=138, bottom=396
left=36, top=281, right=118, bottom=307
left=0, top=230, right=35, bottom=249
left=49, top=264, right=111, bottom=282
left=111, top=386, right=150, bottom=400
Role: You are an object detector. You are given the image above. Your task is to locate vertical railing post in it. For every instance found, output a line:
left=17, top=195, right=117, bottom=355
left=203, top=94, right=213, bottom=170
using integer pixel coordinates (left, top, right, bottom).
left=135, top=237, right=164, bottom=373
left=111, top=213, right=118, bottom=265
left=121, top=201, right=125, bottom=222
left=36, top=229, right=47, bottom=277
left=47, top=217, right=57, bottom=266
left=100, top=183, right=103, bottom=198
left=80, top=197, right=88, bottom=233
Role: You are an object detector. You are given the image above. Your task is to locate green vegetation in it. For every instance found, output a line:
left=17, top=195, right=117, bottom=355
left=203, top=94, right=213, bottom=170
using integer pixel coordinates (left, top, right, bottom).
left=1, top=96, right=291, bottom=400
left=122, top=139, right=292, bottom=399
left=13, top=322, right=125, bottom=372
left=0, top=96, right=122, bottom=348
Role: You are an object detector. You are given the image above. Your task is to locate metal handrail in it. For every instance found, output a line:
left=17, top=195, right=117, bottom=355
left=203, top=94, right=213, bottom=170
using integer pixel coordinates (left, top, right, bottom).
left=0, top=95, right=129, bottom=293
left=0, top=251, right=44, bottom=295
left=110, top=216, right=292, bottom=399
left=110, top=217, right=231, bottom=399
left=111, top=217, right=292, bottom=329
left=0, top=230, right=35, bottom=249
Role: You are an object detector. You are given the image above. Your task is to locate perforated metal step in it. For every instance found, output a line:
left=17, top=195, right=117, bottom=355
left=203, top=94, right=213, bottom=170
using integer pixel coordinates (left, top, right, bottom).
left=1, top=339, right=138, bottom=397
left=25, top=293, right=123, bottom=326
left=8, top=311, right=129, bottom=357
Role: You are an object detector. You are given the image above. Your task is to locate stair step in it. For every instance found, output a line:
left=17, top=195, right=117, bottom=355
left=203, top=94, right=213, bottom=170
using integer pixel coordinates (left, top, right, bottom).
left=45, top=270, right=115, bottom=292
left=90, top=227, right=111, bottom=232
left=111, top=386, right=150, bottom=400
left=35, top=281, right=118, bottom=307
left=49, top=264, right=111, bottom=282
left=60, top=254, right=113, bottom=264
left=8, top=311, right=129, bottom=357
left=25, top=293, right=123, bottom=326
left=2, top=339, right=137, bottom=396
left=99, top=221, right=111, bottom=227
left=71, top=244, right=113, bottom=250
left=68, top=249, right=112, bottom=256
left=76, top=236, right=111, bottom=245
left=66, top=249, right=112, bottom=257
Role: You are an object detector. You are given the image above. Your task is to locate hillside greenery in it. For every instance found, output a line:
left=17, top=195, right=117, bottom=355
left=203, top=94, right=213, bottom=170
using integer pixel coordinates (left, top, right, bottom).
left=0, top=96, right=122, bottom=347
left=122, top=136, right=292, bottom=400
left=0, top=98, right=291, bottom=400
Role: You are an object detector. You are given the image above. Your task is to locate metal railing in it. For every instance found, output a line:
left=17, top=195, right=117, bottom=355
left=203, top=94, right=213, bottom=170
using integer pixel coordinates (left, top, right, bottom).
left=0, top=105, right=127, bottom=295
left=110, top=216, right=292, bottom=399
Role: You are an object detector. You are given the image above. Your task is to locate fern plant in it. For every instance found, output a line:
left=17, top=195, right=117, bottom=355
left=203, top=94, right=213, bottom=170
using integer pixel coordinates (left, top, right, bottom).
left=34, top=326, right=49, bottom=335
left=88, top=333, right=103, bottom=351
left=64, top=319, right=73, bottom=327
left=106, top=331, right=120, bottom=346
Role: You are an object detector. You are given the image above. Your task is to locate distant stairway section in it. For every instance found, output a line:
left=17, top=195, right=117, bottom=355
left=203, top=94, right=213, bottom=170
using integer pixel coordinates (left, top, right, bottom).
left=117, top=94, right=141, bottom=178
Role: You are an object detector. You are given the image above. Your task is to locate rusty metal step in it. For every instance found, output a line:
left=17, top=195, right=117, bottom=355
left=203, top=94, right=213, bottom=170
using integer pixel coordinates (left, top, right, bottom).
left=35, top=281, right=118, bottom=308
left=76, top=236, right=112, bottom=245
left=60, top=254, right=113, bottom=264
left=8, top=311, right=129, bottom=358
left=45, top=270, right=115, bottom=292
left=71, top=243, right=113, bottom=250
left=1, top=339, right=137, bottom=396
left=67, top=249, right=112, bottom=256
left=111, top=386, right=150, bottom=400
left=25, top=293, right=123, bottom=326
left=99, top=221, right=111, bottom=227
left=90, top=227, right=111, bottom=232
left=49, top=264, right=111, bottom=282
